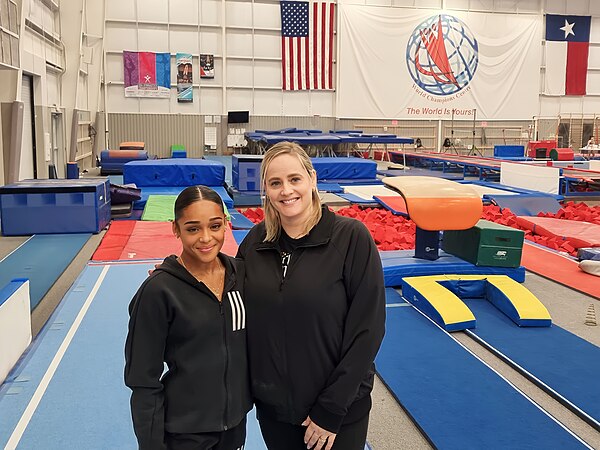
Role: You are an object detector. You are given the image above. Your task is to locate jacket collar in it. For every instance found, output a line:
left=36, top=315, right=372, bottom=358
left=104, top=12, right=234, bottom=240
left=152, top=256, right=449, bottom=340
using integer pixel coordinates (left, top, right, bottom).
left=256, top=205, right=335, bottom=250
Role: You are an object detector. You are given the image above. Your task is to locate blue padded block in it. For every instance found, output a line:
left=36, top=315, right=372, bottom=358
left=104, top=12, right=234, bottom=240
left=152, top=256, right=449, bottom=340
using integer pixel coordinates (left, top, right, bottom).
left=377, top=305, right=590, bottom=449
left=233, top=229, right=250, bottom=244
left=379, top=250, right=526, bottom=286
left=232, top=155, right=263, bottom=191
left=316, top=183, right=343, bottom=193
left=171, top=150, right=187, bottom=158
left=467, top=298, right=600, bottom=427
left=311, top=157, right=377, bottom=180
left=0, top=179, right=110, bottom=235
left=123, top=158, right=225, bottom=187
left=494, top=145, right=525, bottom=158
left=578, top=247, right=600, bottom=261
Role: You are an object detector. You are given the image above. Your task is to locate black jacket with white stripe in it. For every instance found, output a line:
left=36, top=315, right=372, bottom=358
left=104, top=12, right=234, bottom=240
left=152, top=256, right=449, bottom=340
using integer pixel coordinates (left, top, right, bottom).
left=237, top=206, right=386, bottom=433
left=125, top=254, right=251, bottom=450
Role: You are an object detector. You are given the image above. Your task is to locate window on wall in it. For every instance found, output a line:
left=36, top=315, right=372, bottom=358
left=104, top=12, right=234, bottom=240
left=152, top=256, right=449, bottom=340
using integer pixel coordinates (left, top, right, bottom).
left=0, top=0, right=19, bottom=67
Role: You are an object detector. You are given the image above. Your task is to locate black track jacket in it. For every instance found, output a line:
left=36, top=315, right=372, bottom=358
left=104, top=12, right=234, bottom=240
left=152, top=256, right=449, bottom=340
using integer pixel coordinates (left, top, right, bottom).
left=125, top=254, right=251, bottom=450
left=237, top=206, right=386, bottom=433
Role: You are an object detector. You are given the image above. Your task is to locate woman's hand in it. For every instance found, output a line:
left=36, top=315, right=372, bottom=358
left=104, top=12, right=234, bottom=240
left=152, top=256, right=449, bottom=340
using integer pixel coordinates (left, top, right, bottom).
left=302, top=416, right=336, bottom=450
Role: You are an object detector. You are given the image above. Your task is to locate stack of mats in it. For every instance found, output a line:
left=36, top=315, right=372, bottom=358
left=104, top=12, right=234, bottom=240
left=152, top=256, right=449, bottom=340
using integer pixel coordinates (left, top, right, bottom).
left=123, top=158, right=233, bottom=210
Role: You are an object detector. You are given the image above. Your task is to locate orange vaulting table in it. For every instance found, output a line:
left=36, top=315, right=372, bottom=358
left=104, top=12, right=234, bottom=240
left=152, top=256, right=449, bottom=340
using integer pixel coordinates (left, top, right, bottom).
left=382, top=176, right=483, bottom=260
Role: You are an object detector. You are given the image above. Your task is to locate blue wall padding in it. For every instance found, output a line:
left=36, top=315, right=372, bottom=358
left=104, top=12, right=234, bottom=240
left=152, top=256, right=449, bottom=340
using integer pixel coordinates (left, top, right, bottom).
left=494, top=145, right=525, bottom=158
left=380, top=250, right=526, bottom=286
left=311, top=157, right=377, bottom=180
left=337, top=193, right=379, bottom=205
left=316, top=183, right=344, bottom=193
left=124, top=158, right=225, bottom=187
left=0, top=234, right=90, bottom=310
left=467, top=298, right=600, bottom=427
left=376, top=306, right=590, bottom=449
left=489, top=194, right=562, bottom=215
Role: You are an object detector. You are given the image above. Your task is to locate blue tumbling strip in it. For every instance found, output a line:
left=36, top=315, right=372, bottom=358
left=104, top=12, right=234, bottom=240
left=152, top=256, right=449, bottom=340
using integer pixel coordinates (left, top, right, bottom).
left=0, top=234, right=90, bottom=310
left=377, top=300, right=589, bottom=449
left=466, top=298, right=600, bottom=427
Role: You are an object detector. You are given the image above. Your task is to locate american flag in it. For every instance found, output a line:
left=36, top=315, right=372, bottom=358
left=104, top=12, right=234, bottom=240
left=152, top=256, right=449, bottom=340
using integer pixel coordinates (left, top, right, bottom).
left=280, top=1, right=335, bottom=91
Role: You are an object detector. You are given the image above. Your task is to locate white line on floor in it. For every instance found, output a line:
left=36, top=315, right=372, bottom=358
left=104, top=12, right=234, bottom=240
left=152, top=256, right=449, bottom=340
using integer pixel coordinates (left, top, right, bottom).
left=4, top=265, right=110, bottom=450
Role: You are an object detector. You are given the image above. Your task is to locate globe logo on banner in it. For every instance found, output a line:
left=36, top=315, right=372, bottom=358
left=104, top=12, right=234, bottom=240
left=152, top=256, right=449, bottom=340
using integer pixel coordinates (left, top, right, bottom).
left=406, top=15, right=478, bottom=96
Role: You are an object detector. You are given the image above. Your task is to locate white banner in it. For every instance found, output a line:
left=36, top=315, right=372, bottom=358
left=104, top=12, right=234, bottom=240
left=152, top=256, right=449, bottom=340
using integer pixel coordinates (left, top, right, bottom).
left=337, top=7, right=542, bottom=120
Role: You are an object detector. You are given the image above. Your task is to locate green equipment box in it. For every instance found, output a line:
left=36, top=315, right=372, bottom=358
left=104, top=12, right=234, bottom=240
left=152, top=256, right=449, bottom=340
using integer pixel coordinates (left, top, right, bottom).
left=442, top=219, right=525, bottom=268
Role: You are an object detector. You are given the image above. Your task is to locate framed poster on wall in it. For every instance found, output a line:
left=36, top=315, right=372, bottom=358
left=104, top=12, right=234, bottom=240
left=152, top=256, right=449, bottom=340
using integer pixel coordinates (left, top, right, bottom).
left=200, top=54, right=214, bottom=79
left=176, top=52, right=193, bottom=102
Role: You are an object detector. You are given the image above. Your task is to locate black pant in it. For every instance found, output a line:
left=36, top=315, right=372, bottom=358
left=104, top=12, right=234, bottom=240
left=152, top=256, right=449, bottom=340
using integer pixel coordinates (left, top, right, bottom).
left=165, top=417, right=247, bottom=450
left=258, top=413, right=369, bottom=450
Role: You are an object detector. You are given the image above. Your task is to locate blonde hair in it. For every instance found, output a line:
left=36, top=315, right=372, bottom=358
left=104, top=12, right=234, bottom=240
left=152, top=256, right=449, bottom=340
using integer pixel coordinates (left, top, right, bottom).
left=260, top=141, right=322, bottom=242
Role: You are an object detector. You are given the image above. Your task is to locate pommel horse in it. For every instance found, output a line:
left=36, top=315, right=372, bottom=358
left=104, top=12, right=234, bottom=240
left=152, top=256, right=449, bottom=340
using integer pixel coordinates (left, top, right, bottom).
left=382, top=176, right=483, bottom=260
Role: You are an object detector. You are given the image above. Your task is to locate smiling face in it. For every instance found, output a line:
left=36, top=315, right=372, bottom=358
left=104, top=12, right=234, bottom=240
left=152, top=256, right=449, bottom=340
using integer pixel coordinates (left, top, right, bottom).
left=264, top=153, right=317, bottom=228
left=173, top=199, right=226, bottom=266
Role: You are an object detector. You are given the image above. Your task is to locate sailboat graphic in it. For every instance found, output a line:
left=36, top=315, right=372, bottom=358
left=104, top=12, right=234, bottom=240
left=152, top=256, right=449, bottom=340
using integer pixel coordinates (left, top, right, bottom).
left=415, top=16, right=459, bottom=87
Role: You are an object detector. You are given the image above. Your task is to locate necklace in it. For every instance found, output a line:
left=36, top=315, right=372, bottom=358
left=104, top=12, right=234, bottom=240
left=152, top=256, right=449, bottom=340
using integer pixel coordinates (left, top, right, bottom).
left=179, top=256, right=225, bottom=300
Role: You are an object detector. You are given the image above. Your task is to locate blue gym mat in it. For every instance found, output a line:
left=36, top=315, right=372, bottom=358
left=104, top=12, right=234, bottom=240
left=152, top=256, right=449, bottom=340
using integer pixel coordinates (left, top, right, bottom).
left=229, top=209, right=256, bottom=230
left=0, top=234, right=90, bottom=310
left=336, top=193, right=379, bottom=206
left=380, top=250, right=526, bottom=286
left=233, top=229, right=250, bottom=244
left=377, top=292, right=590, bottom=449
left=465, top=298, right=600, bottom=428
left=204, top=156, right=233, bottom=185
left=0, top=263, right=268, bottom=449
left=487, top=194, right=562, bottom=215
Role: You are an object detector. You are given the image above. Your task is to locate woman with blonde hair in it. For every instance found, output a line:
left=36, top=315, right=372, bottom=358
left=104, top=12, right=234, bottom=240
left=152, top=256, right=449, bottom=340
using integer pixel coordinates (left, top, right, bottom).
left=237, top=142, right=386, bottom=450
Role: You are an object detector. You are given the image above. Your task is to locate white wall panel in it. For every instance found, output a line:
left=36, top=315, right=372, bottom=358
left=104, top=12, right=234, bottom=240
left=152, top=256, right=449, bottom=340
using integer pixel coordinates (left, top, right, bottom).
left=227, top=59, right=252, bottom=86
left=168, top=89, right=200, bottom=113
left=227, top=30, right=253, bottom=57
left=226, top=89, right=253, bottom=112
left=170, top=28, right=200, bottom=54
left=107, top=84, right=140, bottom=112
left=445, top=0, right=470, bottom=10
left=591, top=18, right=600, bottom=43
left=562, top=0, right=589, bottom=15
left=254, top=61, right=281, bottom=88
left=544, top=0, right=567, bottom=14
left=469, top=0, right=494, bottom=10
left=170, top=0, right=199, bottom=25
left=199, top=88, right=222, bottom=114
left=106, top=0, right=135, bottom=20
left=589, top=47, right=600, bottom=68
left=200, top=30, right=221, bottom=54
left=253, top=3, right=280, bottom=29
left=77, top=76, right=89, bottom=110
left=47, top=72, right=59, bottom=106
left=586, top=72, right=600, bottom=95
left=254, top=90, right=283, bottom=116
left=138, top=0, right=168, bottom=23
left=138, top=27, right=169, bottom=52
left=582, top=96, right=600, bottom=114
left=105, top=24, right=137, bottom=50
left=283, top=92, right=310, bottom=116
left=199, top=0, right=221, bottom=24
left=226, top=1, right=252, bottom=27
left=558, top=96, right=584, bottom=114
left=106, top=53, right=125, bottom=82
left=591, top=2, right=600, bottom=16
left=254, top=33, right=280, bottom=58
left=310, top=92, right=335, bottom=117
left=139, top=96, right=172, bottom=113
left=539, top=96, right=560, bottom=117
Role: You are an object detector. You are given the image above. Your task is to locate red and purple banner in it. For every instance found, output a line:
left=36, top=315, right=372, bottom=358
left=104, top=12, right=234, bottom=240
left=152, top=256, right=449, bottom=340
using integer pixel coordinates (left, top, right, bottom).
left=123, top=51, right=171, bottom=98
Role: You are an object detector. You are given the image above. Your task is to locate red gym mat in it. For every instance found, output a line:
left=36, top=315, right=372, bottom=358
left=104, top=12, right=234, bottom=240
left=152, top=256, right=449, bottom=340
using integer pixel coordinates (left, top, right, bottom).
left=521, top=242, right=600, bottom=299
left=516, top=216, right=600, bottom=248
left=92, top=221, right=238, bottom=261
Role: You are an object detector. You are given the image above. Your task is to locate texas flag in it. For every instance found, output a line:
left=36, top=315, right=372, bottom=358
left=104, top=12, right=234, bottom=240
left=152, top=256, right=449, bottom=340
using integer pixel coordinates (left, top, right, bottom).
left=545, top=14, right=591, bottom=96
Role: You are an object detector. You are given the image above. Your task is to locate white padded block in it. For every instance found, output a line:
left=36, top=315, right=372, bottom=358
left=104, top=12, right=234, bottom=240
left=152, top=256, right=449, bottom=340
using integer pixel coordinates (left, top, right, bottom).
left=0, top=280, right=32, bottom=385
left=500, top=162, right=560, bottom=195
left=589, top=160, right=600, bottom=172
